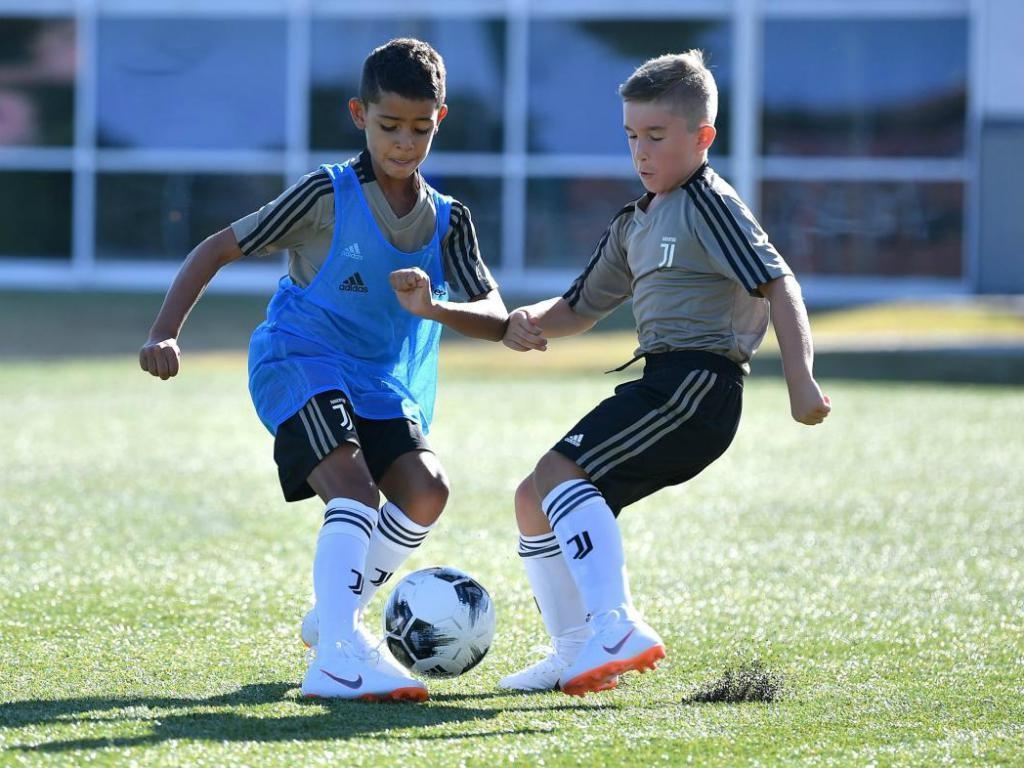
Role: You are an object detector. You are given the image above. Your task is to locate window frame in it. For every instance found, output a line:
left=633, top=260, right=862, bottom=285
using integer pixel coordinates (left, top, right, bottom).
left=0, top=0, right=978, bottom=304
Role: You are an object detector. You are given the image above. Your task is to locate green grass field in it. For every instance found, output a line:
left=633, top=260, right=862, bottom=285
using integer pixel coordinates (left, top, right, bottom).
left=1, top=342, right=1022, bottom=766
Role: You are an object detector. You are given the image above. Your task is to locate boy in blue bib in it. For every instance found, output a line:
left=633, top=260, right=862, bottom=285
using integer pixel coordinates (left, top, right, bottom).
left=140, top=39, right=509, bottom=701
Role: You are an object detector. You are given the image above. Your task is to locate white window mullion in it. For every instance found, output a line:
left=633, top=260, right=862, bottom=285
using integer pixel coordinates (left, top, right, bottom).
left=72, top=0, right=98, bottom=282
left=963, top=0, right=986, bottom=293
left=760, top=157, right=967, bottom=182
left=761, top=0, right=968, bottom=18
left=501, top=0, right=529, bottom=282
left=284, top=0, right=312, bottom=277
left=732, top=0, right=760, bottom=210
left=285, top=0, right=311, bottom=182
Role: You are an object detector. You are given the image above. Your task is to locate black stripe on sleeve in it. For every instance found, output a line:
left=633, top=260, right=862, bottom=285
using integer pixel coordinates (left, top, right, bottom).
left=445, top=201, right=488, bottom=297
left=563, top=201, right=636, bottom=307
left=352, top=151, right=374, bottom=184
left=699, top=183, right=773, bottom=285
left=685, top=184, right=756, bottom=289
left=237, top=172, right=333, bottom=255
left=689, top=180, right=772, bottom=289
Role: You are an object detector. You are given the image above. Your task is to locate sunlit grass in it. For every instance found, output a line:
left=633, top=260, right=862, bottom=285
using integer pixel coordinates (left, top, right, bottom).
left=1, top=348, right=1022, bottom=767
left=441, top=298, right=1024, bottom=377
left=807, top=300, right=1024, bottom=344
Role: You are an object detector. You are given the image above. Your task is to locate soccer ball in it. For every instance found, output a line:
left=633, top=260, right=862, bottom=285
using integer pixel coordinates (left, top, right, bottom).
left=383, top=566, right=496, bottom=678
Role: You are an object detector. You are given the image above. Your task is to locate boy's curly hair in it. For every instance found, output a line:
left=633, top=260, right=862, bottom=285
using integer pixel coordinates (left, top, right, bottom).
left=360, top=37, right=446, bottom=106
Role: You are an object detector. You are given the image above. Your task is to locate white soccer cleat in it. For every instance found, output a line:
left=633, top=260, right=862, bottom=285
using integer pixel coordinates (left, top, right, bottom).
left=558, top=609, right=666, bottom=697
left=499, top=646, right=619, bottom=693
left=300, top=608, right=319, bottom=649
left=352, top=617, right=413, bottom=678
left=301, top=608, right=410, bottom=678
left=300, top=639, right=428, bottom=702
left=498, top=647, right=567, bottom=692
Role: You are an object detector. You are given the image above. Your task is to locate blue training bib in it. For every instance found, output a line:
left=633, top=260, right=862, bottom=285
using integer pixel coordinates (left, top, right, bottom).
left=248, top=161, right=451, bottom=434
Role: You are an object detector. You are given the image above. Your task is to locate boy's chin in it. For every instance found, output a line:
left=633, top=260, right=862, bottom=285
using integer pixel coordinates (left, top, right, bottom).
left=383, top=168, right=419, bottom=182
left=374, top=156, right=422, bottom=180
left=641, top=178, right=683, bottom=196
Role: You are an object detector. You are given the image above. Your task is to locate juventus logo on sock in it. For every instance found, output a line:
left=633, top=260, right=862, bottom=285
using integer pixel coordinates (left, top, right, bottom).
left=348, top=569, right=364, bottom=594
left=369, top=568, right=393, bottom=587
left=567, top=530, right=594, bottom=560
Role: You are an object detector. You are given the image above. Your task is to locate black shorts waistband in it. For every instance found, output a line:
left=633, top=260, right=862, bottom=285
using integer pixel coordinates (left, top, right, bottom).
left=642, top=350, right=743, bottom=381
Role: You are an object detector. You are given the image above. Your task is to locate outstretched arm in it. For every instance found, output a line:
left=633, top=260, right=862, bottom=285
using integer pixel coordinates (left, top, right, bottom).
left=502, top=297, right=596, bottom=352
left=139, top=227, right=245, bottom=379
left=390, top=267, right=508, bottom=341
left=759, top=275, right=831, bottom=425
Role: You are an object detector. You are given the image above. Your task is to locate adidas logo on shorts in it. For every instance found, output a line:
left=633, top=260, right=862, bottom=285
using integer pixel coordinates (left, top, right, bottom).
left=564, top=433, right=584, bottom=447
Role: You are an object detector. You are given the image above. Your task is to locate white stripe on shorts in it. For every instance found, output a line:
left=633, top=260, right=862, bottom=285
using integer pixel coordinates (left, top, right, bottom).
left=308, top=399, right=339, bottom=451
left=298, top=400, right=338, bottom=460
left=578, top=369, right=718, bottom=481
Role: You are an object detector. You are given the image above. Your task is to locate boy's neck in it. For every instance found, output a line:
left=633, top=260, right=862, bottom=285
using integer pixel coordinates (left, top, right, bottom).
left=646, top=157, right=707, bottom=211
left=372, top=161, right=422, bottom=218
left=673, top=157, right=707, bottom=188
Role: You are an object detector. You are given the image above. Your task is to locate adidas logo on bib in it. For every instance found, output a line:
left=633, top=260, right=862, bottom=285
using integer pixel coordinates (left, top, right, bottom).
left=340, top=272, right=368, bottom=293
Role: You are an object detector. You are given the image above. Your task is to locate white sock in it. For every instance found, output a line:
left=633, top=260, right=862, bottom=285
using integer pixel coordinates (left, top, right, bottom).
left=542, top=479, right=633, bottom=618
left=313, top=498, right=378, bottom=649
left=359, top=501, right=434, bottom=611
left=518, top=532, right=590, bottom=661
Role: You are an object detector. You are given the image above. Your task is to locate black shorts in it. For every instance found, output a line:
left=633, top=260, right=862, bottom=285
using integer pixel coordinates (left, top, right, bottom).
left=273, top=390, right=432, bottom=502
left=551, top=350, right=743, bottom=515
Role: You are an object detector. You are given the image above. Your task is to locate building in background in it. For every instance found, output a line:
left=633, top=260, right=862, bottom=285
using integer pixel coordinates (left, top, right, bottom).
left=0, top=0, right=1020, bottom=304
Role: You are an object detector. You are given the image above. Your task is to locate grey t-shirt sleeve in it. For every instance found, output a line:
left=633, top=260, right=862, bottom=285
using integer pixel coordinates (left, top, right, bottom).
left=687, top=181, right=791, bottom=295
left=562, top=203, right=635, bottom=318
left=230, top=170, right=334, bottom=258
left=442, top=200, right=497, bottom=300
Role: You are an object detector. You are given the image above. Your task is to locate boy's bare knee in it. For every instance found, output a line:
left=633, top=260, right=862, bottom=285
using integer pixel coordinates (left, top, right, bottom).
left=514, top=474, right=551, bottom=535
left=408, top=486, right=448, bottom=527
left=534, top=450, right=588, bottom=500
left=514, top=476, right=536, bottom=514
left=399, top=471, right=449, bottom=526
left=423, top=474, right=450, bottom=512
left=379, top=451, right=450, bottom=525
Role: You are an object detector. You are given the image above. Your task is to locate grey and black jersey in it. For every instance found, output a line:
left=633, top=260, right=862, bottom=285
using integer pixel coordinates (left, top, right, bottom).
left=563, top=163, right=791, bottom=372
left=231, top=151, right=496, bottom=300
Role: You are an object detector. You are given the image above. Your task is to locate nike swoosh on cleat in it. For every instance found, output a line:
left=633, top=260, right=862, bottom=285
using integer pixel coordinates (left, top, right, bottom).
left=321, top=669, right=363, bottom=689
left=602, top=628, right=636, bottom=655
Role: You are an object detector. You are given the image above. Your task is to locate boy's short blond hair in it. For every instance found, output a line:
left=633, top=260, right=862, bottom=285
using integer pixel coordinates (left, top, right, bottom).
left=619, top=49, right=718, bottom=131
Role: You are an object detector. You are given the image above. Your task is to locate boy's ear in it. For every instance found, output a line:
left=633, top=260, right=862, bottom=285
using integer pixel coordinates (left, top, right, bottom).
left=696, top=124, right=716, bottom=151
left=348, top=98, right=366, bottom=130
left=434, top=103, right=449, bottom=130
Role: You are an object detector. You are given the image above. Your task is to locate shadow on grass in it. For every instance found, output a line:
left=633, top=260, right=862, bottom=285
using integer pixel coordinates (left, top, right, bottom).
left=1, top=682, right=604, bottom=753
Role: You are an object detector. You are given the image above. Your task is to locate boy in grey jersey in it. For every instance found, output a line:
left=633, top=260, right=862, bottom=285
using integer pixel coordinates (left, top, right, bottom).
left=499, top=50, right=831, bottom=696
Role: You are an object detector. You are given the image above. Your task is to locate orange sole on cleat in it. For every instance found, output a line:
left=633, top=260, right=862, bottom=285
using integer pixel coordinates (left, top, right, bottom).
left=552, top=679, right=614, bottom=696
left=561, top=645, right=666, bottom=697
